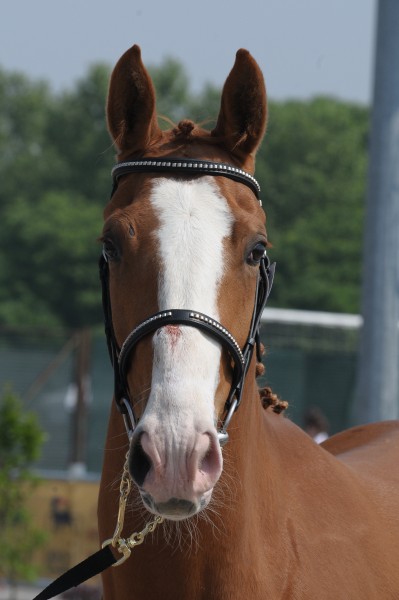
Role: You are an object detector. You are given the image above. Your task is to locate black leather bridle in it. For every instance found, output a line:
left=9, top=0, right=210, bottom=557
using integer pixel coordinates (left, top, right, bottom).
left=32, top=160, right=275, bottom=600
left=99, top=157, right=276, bottom=445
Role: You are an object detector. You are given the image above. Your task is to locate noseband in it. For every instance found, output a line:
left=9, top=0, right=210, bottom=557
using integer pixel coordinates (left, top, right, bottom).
left=99, top=158, right=276, bottom=446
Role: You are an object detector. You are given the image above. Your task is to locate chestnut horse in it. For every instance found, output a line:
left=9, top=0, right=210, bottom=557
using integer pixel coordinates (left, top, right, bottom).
left=98, top=45, right=399, bottom=599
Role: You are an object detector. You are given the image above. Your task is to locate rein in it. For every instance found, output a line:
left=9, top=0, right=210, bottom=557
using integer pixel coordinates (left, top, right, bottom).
left=33, top=157, right=275, bottom=600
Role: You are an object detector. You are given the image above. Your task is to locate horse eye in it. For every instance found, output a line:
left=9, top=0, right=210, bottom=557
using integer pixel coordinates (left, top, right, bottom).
left=246, top=242, right=267, bottom=266
left=102, top=238, right=120, bottom=262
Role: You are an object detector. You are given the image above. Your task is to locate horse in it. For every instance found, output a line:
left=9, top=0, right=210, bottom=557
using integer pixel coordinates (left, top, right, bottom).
left=97, top=44, right=399, bottom=599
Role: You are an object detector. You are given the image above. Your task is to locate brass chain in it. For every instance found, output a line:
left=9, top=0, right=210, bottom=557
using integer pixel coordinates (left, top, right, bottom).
left=111, top=452, right=132, bottom=546
left=102, top=452, right=164, bottom=567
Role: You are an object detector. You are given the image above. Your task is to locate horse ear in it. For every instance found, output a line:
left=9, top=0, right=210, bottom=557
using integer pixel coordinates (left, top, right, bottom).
left=212, top=49, right=267, bottom=158
left=107, top=44, right=162, bottom=154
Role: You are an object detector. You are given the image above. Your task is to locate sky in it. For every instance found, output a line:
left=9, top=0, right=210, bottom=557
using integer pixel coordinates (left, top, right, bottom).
left=1, top=0, right=377, bottom=105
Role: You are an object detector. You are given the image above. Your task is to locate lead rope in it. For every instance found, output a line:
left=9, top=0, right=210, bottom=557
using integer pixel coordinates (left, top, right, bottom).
left=33, top=456, right=163, bottom=600
left=102, top=452, right=164, bottom=566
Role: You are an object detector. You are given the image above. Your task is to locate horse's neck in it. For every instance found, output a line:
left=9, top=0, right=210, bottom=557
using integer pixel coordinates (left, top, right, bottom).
left=100, top=383, right=399, bottom=599
left=98, top=380, right=326, bottom=599
left=219, top=379, right=288, bottom=532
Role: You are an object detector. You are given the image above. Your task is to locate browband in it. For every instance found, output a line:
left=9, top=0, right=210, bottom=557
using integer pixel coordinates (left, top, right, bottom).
left=112, top=158, right=262, bottom=204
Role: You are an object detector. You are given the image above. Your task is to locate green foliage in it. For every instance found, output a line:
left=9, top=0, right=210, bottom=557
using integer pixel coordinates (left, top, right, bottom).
left=0, top=386, right=47, bottom=583
left=0, top=59, right=369, bottom=330
left=149, top=58, right=190, bottom=124
left=45, top=64, right=112, bottom=202
left=0, top=66, right=111, bottom=329
left=148, top=60, right=221, bottom=127
left=258, top=97, right=369, bottom=313
left=0, top=69, right=53, bottom=208
left=0, top=192, right=102, bottom=327
left=187, top=83, right=221, bottom=126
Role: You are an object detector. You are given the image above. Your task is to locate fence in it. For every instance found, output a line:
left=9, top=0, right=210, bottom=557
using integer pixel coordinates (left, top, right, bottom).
left=259, top=308, right=361, bottom=433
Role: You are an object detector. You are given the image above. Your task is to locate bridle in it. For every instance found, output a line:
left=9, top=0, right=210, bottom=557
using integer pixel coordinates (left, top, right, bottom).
left=33, top=158, right=276, bottom=600
left=99, top=157, right=276, bottom=446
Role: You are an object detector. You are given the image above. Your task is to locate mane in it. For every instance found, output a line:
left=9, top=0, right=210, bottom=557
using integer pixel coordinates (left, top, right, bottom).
left=164, top=118, right=237, bottom=149
left=255, top=326, right=289, bottom=415
left=259, top=386, right=288, bottom=414
left=172, top=119, right=197, bottom=139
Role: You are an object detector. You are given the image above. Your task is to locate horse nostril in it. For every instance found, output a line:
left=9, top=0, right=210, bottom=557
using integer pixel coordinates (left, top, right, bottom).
left=129, top=435, right=152, bottom=487
left=199, top=433, right=223, bottom=480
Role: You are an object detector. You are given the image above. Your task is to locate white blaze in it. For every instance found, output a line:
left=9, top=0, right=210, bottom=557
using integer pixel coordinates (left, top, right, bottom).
left=147, top=177, right=233, bottom=437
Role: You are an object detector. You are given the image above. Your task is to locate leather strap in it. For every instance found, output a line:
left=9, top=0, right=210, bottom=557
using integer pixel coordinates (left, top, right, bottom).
left=32, top=545, right=116, bottom=600
left=118, top=308, right=245, bottom=405
left=111, top=157, right=261, bottom=203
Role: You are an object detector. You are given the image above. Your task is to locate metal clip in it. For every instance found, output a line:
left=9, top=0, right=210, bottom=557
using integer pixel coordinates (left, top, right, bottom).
left=102, top=537, right=132, bottom=567
left=121, top=397, right=136, bottom=441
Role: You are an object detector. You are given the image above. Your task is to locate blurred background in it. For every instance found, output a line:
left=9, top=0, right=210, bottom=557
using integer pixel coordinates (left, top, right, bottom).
left=1, top=0, right=399, bottom=597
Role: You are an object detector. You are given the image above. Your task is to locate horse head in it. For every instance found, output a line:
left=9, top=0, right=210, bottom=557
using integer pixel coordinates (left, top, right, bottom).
left=101, top=45, right=268, bottom=521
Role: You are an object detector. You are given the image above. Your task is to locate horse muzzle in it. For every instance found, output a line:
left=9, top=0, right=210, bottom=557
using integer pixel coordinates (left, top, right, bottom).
left=140, top=492, right=211, bottom=521
left=129, top=428, right=222, bottom=520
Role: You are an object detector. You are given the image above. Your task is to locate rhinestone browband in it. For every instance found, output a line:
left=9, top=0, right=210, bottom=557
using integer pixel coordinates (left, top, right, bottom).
left=111, top=158, right=262, bottom=204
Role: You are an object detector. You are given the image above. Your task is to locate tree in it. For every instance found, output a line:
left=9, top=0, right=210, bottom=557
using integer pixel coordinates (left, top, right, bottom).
left=149, top=58, right=191, bottom=124
left=187, top=83, right=222, bottom=126
left=0, top=191, right=102, bottom=328
left=0, top=386, right=46, bottom=597
left=44, top=64, right=113, bottom=203
left=0, top=69, right=55, bottom=217
left=0, top=60, right=370, bottom=329
left=0, top=66, right=110, bottom=330
left=257, top=97, right=369, bottom=313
